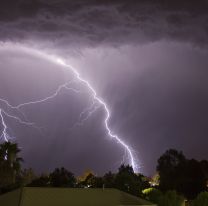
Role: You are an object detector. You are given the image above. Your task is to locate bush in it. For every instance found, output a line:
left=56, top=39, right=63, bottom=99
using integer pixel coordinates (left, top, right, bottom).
left=0, top=183, right=21, bottom=195
left=143, top=188, right=162, bottom=204
left=159, top=191, right=185, bottom=206
left=193, top=192, right=208, bottom=206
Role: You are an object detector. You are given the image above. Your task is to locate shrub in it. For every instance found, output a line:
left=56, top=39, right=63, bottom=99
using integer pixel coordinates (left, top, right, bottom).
left=142, top=187, right=162, bottom=204
left=159, top=190, right=185, bottom=206
left=193, top=192, right=208, bottom=206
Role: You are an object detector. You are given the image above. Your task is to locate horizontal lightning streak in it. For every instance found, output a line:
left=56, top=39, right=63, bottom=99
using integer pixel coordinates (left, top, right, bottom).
left=7, top=81, right=77, bottom=109
left=0, top=108, right=40, bottom=141
left=0, top=81, right=82, bottom=141
left=1, top=110, right=34, bottom=126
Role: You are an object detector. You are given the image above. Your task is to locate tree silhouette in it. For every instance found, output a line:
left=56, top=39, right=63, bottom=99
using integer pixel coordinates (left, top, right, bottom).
left=0, top=142, right=23, bottom=187
left=157, top=149, right=207, bottom=199
left=103, top=171, right=115, bottom=188
left=50, top=167, right=76, bottom=187
left=115, top=164, right=146, bottom=196
left=157, top=149, right=186, bottom=191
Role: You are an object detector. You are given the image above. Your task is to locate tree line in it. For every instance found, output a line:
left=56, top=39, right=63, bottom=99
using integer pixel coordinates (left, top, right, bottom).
left=145, top=149, right=208, bottom=206
left=0, top=142, right=208, bottom=206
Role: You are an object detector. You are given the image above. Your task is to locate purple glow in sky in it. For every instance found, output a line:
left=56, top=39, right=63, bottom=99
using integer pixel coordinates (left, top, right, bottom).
left=0, top=0, right=208, bottom=176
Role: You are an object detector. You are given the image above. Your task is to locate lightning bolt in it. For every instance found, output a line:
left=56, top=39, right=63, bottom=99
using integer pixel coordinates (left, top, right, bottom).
left=0, top=109, right=11, bottom=142
left=56, top=58, right=138, bottom=172
left=0, top=44, right=139, bottom=172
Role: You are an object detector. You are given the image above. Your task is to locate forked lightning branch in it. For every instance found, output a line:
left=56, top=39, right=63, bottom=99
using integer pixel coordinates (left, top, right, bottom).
left=0, top=43, right=138, bottom=172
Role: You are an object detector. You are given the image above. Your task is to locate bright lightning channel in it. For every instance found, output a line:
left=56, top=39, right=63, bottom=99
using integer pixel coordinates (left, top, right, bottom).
left=0, top=44, right=138, bottom=172
left=56, top=58, right=138, bottom=172
left=0, top=109, right=10, bottom=142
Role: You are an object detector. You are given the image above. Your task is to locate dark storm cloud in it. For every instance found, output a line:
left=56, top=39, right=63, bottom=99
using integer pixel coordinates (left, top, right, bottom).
left=0, top=0, right=208, bottom=50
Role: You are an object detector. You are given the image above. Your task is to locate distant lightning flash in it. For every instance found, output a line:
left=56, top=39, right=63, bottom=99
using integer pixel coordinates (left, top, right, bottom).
left=0, top=44, right=138, bottom=172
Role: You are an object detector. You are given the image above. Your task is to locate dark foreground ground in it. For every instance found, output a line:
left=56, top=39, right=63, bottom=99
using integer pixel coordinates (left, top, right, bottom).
left=0, top=187, right=155, bottom=206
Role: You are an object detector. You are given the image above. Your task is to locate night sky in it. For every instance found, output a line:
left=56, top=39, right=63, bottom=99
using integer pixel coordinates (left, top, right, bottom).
left=0, top=0, right=208, bottom=176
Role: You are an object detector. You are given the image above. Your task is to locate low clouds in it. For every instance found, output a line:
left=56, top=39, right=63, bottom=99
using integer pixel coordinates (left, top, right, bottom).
left=0, top=0, right=208, bottom=51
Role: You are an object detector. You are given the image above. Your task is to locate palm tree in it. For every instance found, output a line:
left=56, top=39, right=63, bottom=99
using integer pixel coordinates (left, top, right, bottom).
left=0, top=142, right=23, bottom=185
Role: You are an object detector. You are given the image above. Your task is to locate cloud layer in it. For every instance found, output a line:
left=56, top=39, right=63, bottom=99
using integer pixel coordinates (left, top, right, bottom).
left=0, top=0, right=208, bottom=51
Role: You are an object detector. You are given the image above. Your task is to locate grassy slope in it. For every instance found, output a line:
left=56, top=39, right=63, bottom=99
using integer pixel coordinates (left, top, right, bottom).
left=21, top=188, right=120, bottom=206
left=21, top=188, right=154, bottom=206
left=0, top=188, right=155, bottom=206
